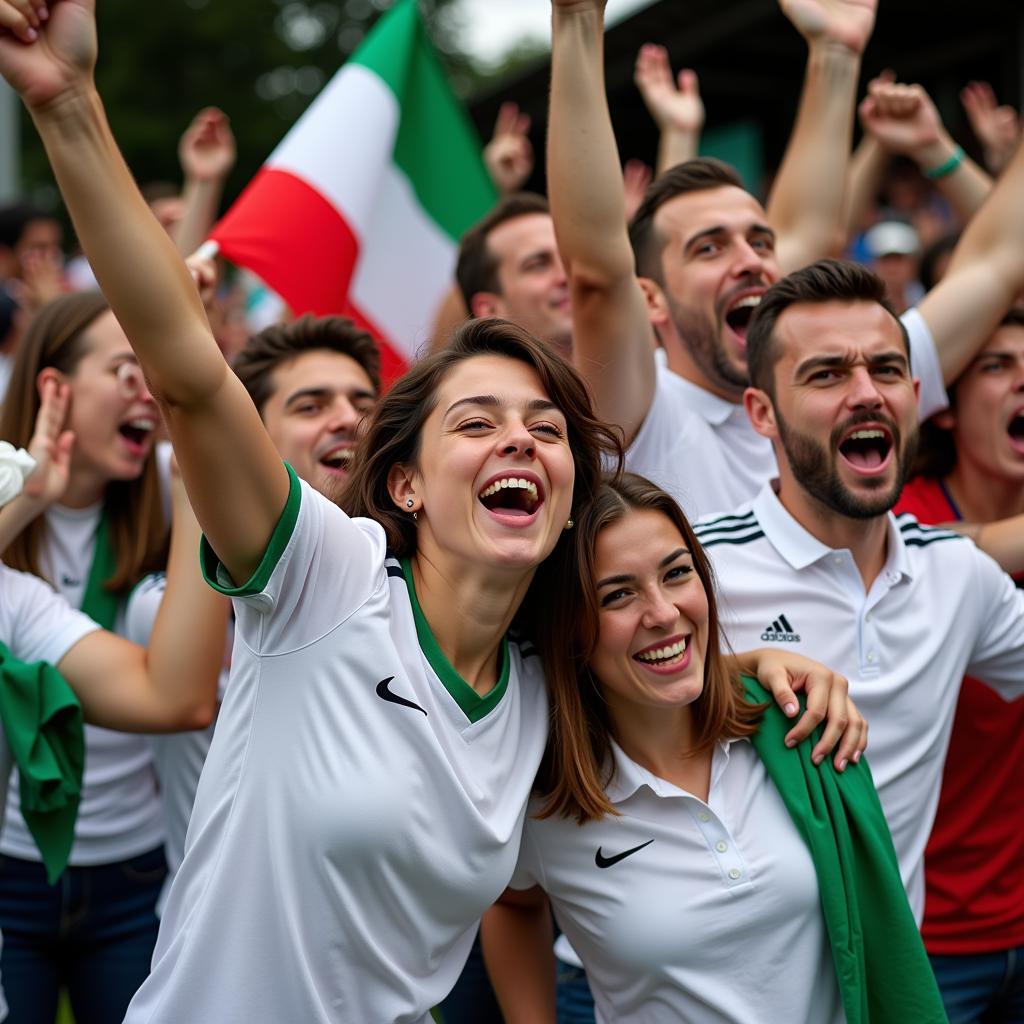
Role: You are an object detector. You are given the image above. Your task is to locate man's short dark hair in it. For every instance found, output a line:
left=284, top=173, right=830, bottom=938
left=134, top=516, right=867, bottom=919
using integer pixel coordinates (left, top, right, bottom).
left=232, top=314, right=382, bottom=416
left=746, top=258, right=910, bottom=397
left=0, top=202, right=51, bottom=250
left=455, top=192, right=550, bottom=308
left=627, top=158, right=745, bottom=282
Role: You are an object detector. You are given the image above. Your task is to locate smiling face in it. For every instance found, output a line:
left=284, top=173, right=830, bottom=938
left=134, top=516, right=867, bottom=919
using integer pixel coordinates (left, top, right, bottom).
left=474, top=214, right=572, bottom=356
left=653, top=187, right=780, bottom=398
left=763, top=300, right=919, bottom=519
left=396, top=354, right=575, bottom=575
left=588, top=509, right=709, bottom=720
left=945, top=323, right=1024, bottom=488
left=260, top=349, right=377, bottom=491
left=61, top=311, right=158, bottom=495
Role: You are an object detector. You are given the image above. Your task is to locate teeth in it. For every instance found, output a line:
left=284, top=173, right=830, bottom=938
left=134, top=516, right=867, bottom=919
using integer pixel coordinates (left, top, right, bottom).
left=127, top=418, right=156, bottom=431
left=321, top=448, right=354, bottom=468
left=636, top=638, right=688, bottom=663
left=730, top=295, right=761, bottom=312
left=848, top=429, right=885, bottom=441
left=479, top=478, right=539, bottom=501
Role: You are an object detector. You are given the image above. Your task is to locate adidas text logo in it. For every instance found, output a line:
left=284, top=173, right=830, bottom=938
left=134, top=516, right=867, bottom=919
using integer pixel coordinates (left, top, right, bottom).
left=761, top=614, right=801, bottom=643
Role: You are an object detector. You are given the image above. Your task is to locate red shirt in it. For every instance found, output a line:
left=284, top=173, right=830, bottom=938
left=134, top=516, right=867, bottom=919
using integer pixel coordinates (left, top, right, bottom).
left=895, top=477, right=1024, bottom=953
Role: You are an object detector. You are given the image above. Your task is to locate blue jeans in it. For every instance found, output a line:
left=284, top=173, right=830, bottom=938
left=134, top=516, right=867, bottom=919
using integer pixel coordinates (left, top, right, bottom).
left=930, top=947, right=1024, bottom=1024
left=438, top=931, right=503, bottom=1024
left=0, top=847, right=166, bottom=1024
left=556, top=959, right=596, bottom=1024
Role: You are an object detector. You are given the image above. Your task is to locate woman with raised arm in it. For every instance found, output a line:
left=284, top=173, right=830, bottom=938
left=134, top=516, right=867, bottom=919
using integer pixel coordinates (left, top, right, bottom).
left=0, top=5, right=863, bottom=1021
left=483, top=474, right=943, bottom=1024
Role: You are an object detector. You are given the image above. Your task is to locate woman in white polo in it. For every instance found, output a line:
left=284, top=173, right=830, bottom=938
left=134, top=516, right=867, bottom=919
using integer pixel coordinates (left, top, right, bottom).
left=484, top=474, right=945, bottom=1024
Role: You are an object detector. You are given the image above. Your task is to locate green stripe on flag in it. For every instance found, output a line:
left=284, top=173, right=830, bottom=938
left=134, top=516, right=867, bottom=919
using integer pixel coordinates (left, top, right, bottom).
left=351, top=0, right=496, bottom=241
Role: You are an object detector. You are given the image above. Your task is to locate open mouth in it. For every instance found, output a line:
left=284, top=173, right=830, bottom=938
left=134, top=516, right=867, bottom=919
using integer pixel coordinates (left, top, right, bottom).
left=838, top=427, right=893, bottom=472
left=1007, top=412, right=1024, bottom=453
left=118, top=417, right=156, bottom=451
left=478, top=475, right=543, bottom=519
left=724, top=294, right=761, bottom=343
left=633, top=635, right=690, bottom=672
left=318, top=447, right=354, bottom=474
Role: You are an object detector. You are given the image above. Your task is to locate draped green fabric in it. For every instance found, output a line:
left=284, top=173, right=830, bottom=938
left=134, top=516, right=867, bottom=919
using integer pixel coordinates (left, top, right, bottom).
left=0, top=641, right=84, bottom=884
left=744, top=677, right=947, bottom=1024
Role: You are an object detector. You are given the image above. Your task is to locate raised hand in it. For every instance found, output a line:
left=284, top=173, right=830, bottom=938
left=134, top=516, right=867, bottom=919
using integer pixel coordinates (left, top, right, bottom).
left=622, top=159, right=652, bottom=223
left=22, top=376, right=74, bottom=506
left=634, top=44, right=704, bottom=135
left=0, top=0, right=97, bottom=109
left=184, top=251, right=219, bottom=311
left=961, top=81, right=1020, bottom=175
left=483, top=101, right=534, bottom=195
left=779, top=0, right=876, bottom=56
left=859, top=76, right=944, bottom=161
left=179, top=107, right=236, bottom=185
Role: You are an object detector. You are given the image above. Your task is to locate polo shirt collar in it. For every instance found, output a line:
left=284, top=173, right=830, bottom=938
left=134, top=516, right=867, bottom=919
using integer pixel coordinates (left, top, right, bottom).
left=604, top=737, right=735, bottom=804
left=752, top=483, right=913, bottom=581
left=665, top=369, right=740, bottom=427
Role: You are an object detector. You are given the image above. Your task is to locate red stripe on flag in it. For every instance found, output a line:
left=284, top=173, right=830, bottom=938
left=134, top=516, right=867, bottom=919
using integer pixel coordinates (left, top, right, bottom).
left=210, top=168, right=409, bottom=384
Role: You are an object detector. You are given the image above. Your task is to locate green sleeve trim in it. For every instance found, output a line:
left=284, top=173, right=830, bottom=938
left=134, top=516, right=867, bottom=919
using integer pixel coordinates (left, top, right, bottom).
left=400, top=557, right=509, bottom=723
left=200, top=463, right=301, bottom=597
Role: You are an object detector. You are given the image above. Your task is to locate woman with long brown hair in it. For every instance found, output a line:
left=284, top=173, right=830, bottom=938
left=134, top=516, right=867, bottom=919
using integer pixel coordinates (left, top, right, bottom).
left=483, top=474, right=944, bottom=1024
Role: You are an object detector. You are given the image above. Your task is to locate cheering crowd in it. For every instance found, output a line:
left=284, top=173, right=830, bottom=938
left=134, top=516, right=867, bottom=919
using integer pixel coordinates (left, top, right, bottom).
left=0, top=0, right=1023, bottom=1021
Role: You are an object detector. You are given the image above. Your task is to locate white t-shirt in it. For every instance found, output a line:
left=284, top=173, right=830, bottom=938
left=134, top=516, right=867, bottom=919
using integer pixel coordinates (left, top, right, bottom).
left=627, top=308, right=948, bottom=520
left=124, top=470, right=550, bottom=1024
left=123, top=573, right=229, bottom=915
left=0, top=562, right=101, bottom=1024
left=695, top=486, right=1024, bottom=920
left=514, top=739, right=842, bottom=1024
left=0, top=503, right=163, bottom=865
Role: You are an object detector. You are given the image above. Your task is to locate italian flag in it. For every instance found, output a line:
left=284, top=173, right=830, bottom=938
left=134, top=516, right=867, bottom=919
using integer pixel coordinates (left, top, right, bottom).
left=209, top=0, right=496, bottom=382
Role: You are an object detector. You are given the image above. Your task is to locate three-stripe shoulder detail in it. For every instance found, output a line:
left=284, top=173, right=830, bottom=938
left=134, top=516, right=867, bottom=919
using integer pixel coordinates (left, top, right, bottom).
left=895, top=515, right=963, bottom=548
left=694, top=511, right=764, bottom=549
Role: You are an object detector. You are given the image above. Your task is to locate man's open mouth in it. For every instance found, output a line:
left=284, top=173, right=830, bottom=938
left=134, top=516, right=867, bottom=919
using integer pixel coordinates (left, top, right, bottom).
left=478, top=475, right=543, bottom=518
left=319, top=446, right=354, bottom=473
left=724, top=294, right=762, bottom=342
left=838, top=427, right=894, bottom=471
left=1007, top=411, right=1024, bottom=453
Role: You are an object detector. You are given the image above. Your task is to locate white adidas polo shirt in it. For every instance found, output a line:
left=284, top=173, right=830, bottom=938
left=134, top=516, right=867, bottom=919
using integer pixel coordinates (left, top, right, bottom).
left=695, top=485, right=1024, bottom=920
left=512, top=739, right=843, bottom=1024
left=627, top=308, right=947, bottom=520
left=123, top=468, right=549, bottom=1024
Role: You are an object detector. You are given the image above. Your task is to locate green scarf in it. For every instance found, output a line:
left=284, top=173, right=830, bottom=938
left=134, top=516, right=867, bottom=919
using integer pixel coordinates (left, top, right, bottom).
left=0, top=641, right=84, bottom=884
left=80, top=510, right=120, bottom=631
left=743, top=676, right=947, bottom=1024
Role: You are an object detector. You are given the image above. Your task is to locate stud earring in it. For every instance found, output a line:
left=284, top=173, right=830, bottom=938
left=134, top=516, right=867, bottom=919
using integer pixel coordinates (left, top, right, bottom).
left=565, top=518, right=574, bottom=530
left=406, top=499, right=414, bottom=508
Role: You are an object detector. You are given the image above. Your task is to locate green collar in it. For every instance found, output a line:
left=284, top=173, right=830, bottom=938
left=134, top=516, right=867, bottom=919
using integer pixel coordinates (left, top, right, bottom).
left=400, top=558, right=510, bottom=724
left=80, top=509, right=120, bottom=629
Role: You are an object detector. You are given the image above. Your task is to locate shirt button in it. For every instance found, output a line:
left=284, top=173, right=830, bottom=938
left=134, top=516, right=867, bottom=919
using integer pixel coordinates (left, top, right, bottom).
left=715, top=840, right=728, bottom=853
left=728, top=868, right=742, bottom=880
left=833, top=556, right=842, bottom=565
left=699, top=811, right=710, bottom=822
left=867, top=651, right=876, bottom=663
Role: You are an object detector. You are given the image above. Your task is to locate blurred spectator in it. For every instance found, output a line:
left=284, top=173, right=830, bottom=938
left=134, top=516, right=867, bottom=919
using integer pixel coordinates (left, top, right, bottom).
left=863, top=219, right=923, bottom=312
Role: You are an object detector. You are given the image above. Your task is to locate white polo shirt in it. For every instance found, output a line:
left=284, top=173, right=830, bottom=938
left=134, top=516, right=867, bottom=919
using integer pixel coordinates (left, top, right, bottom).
left=694, top=485, right=1024, bottom=920
left=513, top=738, right=842, bottom=1024
left=124, top=468, right=549, bottom=1024
left=627, top=307, right=947, bottom=520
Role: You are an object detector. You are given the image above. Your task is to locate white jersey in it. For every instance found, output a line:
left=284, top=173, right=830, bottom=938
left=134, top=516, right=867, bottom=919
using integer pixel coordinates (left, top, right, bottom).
left=626, top=308, right=947, bottom=520
left=0, top=503, right=163, bottom=865
left=0, top=563, right=100, bottom=1024
left=125, top=469, right=549, bottom=1024
left=695, top=486, right=1024, bottom=920
left=514, top=739, right=842, bottom=1024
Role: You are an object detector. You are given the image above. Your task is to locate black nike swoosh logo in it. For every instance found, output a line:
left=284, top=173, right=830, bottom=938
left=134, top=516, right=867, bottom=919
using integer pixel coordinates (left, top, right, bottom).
left=595, top=839, right=654, bottom=869
left=375, top=677, right=427, bottom=716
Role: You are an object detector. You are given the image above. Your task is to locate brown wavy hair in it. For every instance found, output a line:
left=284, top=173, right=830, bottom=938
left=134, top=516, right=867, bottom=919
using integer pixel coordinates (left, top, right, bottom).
left=534, top=473, right=764, bottom=824
left=0, top=292, right=166, bottom=593
left=340, top=317, right=623, bottom=639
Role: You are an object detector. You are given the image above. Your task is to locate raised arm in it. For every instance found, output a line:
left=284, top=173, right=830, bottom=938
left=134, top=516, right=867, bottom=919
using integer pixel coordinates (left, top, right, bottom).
left=550, top=0, right=656, bottom=444
left=767, top=0, right=877, bottom=272
left=634, top=44, right=704, bottom=176
left=860, top=77, right=993, bottom=224
left=916, top=137, right=1024, bottom=384
left=174, top=106, right=236, bottom=258
left=0, top=0, right=288, bottom=583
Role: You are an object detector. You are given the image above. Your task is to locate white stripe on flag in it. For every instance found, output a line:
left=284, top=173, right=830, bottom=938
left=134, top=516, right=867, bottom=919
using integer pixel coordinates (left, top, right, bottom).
left=267, top=64, right=399, bottom=242
left=350, top=162, right=458, bottom=360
